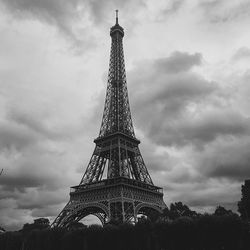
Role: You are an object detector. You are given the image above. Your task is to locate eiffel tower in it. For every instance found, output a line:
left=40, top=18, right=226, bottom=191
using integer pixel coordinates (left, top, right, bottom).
left=52, top=11, right=166, bottom=227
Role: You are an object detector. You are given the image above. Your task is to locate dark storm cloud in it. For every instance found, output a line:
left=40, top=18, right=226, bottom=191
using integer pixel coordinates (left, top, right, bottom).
left=16, top=188, right=67, bottom=210
left=0, top=92, right=87, bottom=230
left=187, top=195, right=238, bottom=211
left=129, top=52, right=214, bottom=146
left=0, top=154, right=69, bottom=192
left=129, top=53, right=213, bottom=117
left=31, top=204, right=62, bottom=217
left=154, top=51, right=202, bottom=73
left=126, top=49, right=250, bottom=211
left=0, top=175, right=45, bottom=192
left=0, top=0, right=78, bottom=36
left=232, top=47, right=250, bottom=61
left=199, top=0, right=250, bottom=23
left=0, top=122, right=37, bottom=151
left=153, top=111, right=250, bottom=148
left=198, top=139, right=250, bottom=181
left=0, top=110, right=78, bottom=194
left=0, top=158, right=66, bottom=193
left=0, top=0, right=145, bottom=44
left=6, top=107, right=72, bottom=140
left=128, top=51, right=250, bottom=149
left=163, top=177, right=240, bottom=212
left=198, top=0, right=222, bottom=13
left=166, top=0, right=184, bottom=13
left=139, top=140, right=174, bottom=173
left=0, top=144, right=74, bottom=228
left=158, top=0, right=185, bottom=19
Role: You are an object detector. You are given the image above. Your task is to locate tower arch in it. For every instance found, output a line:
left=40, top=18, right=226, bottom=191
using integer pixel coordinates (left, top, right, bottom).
left=57, top=203, right=109, bottom=227
left=135, top=203, right=162, bottom=221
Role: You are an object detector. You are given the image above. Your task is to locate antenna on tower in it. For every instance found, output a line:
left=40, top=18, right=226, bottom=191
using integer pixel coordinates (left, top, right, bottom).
left=115, top=9, right=119, bottom=24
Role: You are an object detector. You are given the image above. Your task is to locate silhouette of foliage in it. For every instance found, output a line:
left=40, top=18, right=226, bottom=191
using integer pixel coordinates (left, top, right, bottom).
left=238, top=180, right=250, bottom=220
left=67, top=221, right=87, bottom=230
left=0, top=231, right=22, bottom=250
left=159, top=202, right=199, bottom=221
left=21, top=218, right=50, bottom=234
left=0, top=213, right=250, bottom=250
left=214, top=205, right=235, bottom=216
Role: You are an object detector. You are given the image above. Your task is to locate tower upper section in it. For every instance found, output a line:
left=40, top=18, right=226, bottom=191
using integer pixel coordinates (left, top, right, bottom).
left=110, top=10, right=124, bottom=37
left=98, top=11, right=136, bottom=140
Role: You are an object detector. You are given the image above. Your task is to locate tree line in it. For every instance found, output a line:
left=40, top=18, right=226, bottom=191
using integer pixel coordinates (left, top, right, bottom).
left=1, top=203, right=250, bottom=250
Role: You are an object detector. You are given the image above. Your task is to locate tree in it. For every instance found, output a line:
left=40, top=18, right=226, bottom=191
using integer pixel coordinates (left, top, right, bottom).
left=46, top=228, right=66, bottom=250
left=238, top=180, right=250, bottom=220
left=167, top=202, right=199, bottom=220
left=171, top=217, right=196, bottom=250
left=62, top=229, right=87, bottom=250
left=0, top=231, right=23, bottom=250
left=214, top=206, right=235, bottom=216
left=134, top=220, right=153, bottom=250
left=68, top=221, right=87, bottom=230
left=34, top=218, right=50, bottom=226
left=21, top=218, right=50, bottom=234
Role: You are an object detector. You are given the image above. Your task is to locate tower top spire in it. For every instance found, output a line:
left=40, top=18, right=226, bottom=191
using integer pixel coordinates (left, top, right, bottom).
left=116, top=9, right=119, bottom=24
left=110, top=10, right=124, bottom=37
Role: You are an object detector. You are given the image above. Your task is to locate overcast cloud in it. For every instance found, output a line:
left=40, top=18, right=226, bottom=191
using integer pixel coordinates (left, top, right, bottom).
left=1, top=0, right=250, bottom=230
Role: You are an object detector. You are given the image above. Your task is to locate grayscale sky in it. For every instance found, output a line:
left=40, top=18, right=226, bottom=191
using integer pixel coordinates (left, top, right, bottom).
left=1, top=0, right=250, bottom=230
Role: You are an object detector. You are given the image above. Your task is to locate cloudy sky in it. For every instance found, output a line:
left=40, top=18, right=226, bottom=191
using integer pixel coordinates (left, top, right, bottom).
left=1, top=0, right=250, bottom=230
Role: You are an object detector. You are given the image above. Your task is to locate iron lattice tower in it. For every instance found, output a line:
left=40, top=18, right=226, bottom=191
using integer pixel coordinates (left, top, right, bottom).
left=52, top=11, right=166, bottom=227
